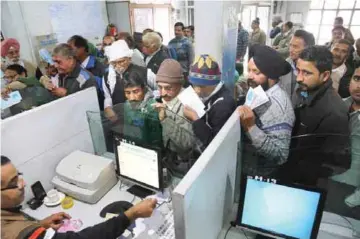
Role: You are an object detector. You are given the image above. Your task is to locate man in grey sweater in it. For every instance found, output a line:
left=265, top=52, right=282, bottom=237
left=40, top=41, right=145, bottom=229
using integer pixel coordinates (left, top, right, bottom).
left=238, top=45, right=295, bottom=177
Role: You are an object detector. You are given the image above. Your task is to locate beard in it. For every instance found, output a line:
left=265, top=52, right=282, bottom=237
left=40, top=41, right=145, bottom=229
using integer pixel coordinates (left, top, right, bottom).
left=129, top=101, right=141, bottom=109
left=247, top=78, right=270, bottom=91
left=3, top=57, right=24, bottom=68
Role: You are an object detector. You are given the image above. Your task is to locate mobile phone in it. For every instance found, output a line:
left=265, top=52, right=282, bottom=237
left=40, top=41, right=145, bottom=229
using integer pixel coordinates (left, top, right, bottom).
left=31, top=181, right=46, bottom=201
left=155, top=97, right=162, bottom=103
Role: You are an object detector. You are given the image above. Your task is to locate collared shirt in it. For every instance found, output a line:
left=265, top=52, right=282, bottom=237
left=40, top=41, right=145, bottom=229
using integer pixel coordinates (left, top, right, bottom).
left=145, top=48, right=161, bottom=66
left=331, top=63, right=347, bottom=92
left=81, top=56, right=90, bottom=69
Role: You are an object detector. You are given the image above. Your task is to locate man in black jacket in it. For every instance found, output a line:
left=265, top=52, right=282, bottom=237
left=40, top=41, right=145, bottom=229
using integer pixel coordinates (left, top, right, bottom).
left=1, top=156, right=157, bottom=239
left=183, top=54, right=236, bottom=148
left=68, top=35, right=106, bottom=109
left=142, top=32, right=168, bottom=74
left=288, top=46, right=350, bottom=185
left=42, top=44, right=98, bottom=99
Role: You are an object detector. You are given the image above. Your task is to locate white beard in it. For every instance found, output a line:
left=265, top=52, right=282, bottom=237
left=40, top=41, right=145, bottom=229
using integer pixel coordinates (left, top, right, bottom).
left=3, top=57, right=24, bottom=68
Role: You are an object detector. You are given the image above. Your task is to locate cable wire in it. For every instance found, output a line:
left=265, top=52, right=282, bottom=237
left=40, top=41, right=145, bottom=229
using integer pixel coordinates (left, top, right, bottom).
left=224, top=224, right=232, bottom=239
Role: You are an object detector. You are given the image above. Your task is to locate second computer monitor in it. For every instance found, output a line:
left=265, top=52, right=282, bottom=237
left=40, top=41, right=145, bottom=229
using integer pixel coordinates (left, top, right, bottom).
left=236, top=176, right=326, bottom=239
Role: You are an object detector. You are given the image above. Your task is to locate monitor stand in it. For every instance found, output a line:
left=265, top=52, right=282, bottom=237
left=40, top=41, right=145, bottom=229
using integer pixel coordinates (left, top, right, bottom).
left=127, top=185, right=153, bottom=198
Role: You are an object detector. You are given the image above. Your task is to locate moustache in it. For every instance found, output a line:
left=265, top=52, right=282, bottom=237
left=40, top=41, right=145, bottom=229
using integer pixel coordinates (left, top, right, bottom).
left=247, top=79, right=258, bottom=88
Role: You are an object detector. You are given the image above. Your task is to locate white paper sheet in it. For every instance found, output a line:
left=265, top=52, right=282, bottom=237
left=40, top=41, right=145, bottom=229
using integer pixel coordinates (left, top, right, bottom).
left=177, top=86, right=206, bottom=118
left=245, top=85, right=269, bottom=109
left=1, top=91, right=22, bottom=110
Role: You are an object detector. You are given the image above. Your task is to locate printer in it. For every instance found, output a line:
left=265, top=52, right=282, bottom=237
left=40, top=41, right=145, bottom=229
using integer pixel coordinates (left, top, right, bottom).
left=52, top=150, right=117, bottom=204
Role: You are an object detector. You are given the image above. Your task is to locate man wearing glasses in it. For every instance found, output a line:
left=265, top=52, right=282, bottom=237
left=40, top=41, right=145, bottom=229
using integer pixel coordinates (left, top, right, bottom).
left=102, top=40, right=147, bottom=120
left=1, top=156, right=157, bottom=239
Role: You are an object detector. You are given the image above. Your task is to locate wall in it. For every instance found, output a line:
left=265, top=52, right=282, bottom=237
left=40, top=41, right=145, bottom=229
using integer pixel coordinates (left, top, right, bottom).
left=106, top=1, right=132, bottom=33
left=2, top=1, right=109, bottom=65
left=284, top=0, right=311, bottom=26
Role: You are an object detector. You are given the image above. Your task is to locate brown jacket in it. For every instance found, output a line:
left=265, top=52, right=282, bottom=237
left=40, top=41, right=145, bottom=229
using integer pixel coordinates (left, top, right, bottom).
left=1, top=210, right=40, bottom=239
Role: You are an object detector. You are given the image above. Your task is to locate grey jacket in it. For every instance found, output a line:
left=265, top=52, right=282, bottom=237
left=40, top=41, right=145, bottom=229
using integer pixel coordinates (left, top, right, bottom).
left=273, top=30, right=293, bottom=59
left=344, top=97, right=360, bottom=163
left=161, top=95, right=196, bottom=154
left=242, top=84, right=295, bottom=176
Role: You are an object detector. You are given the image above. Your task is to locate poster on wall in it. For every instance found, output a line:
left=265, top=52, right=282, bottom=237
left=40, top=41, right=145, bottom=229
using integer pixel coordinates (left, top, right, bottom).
left=221, top=3, right=238, bottom=91
left=49, top=2, right=105, bottom=45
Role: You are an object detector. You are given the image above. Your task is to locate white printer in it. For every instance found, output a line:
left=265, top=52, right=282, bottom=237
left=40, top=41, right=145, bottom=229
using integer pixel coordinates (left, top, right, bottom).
left=52, top=150, right=117, bottom=204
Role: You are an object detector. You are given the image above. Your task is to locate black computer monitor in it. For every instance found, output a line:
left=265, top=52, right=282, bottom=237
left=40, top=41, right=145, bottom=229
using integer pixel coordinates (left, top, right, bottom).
left=113, top=133, right=163, bottom=198
left=236, top=176, right=327, bottom=239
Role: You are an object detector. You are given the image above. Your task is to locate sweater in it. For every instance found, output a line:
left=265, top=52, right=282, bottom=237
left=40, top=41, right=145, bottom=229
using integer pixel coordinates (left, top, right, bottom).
left=168, top=37, right=194, bottom=73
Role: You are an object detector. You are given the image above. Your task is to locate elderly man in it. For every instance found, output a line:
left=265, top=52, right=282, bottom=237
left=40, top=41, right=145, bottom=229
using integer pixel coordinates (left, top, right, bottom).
left=153, top=59, right=195, bottom=155
left=1, top=38, right=36, bottom=77
left=238, top=45, right=295, bottom=177
left=1, top=156, right=157, bottom=239
left=41, top=44, right=97, bottom=99
left=142, top=32, right=168, bottom=74
left=68, top=35, right=106, bottom=109
left=331, top=39, right=354, bottom=97
left=183, top=55, right=236, bottom=148
left=103, top=40, right=147, bottom=119
left=279, top=30, right=315, bottom=97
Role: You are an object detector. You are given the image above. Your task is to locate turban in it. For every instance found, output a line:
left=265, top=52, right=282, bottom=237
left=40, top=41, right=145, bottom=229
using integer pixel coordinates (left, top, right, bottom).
left=251, top=44, right=291, bottom=79
left=1, top=38, right=20, bottom=58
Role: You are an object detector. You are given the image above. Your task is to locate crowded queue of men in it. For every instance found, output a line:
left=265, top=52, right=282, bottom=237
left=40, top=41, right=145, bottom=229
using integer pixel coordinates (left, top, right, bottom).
left=2, top=18, right=360, bottom=238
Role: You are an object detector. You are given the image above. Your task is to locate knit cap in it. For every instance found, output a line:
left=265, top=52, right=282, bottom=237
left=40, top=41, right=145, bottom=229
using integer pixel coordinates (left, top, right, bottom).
left=189, top=54, right=221, bottom=86
left=156, top=59, right=184, bottom=84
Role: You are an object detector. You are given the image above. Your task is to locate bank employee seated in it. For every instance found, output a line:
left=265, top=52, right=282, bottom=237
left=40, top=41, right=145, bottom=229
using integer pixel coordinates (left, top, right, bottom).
left=1, top=156, right=157, bottom=239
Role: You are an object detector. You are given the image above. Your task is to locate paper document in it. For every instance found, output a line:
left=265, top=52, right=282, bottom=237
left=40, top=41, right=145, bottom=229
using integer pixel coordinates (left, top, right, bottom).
left=1, top=91, right=22, bottom=110
left=245, top=86, right=269, bottom=109
left=177, top=86, right=206, bottom=118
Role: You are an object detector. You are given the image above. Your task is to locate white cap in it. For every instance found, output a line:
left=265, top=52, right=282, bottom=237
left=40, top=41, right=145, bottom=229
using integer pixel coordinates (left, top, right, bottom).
left=105, top=40, right=133, bottom=62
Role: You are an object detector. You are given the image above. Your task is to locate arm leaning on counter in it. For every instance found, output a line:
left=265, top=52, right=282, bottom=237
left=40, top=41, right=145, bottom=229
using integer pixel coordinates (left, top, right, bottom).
left=26, top=199, right=157, bottom=239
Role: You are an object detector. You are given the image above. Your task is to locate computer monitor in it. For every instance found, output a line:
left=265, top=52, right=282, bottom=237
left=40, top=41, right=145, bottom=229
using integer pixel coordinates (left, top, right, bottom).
left=236, top=176, right=327, bottom=239
left=113, top=133, right=163, bottom=198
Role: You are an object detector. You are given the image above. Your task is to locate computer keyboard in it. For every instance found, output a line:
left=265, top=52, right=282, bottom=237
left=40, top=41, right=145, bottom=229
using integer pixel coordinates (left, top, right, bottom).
left=154, top=210, right=175, bottom=239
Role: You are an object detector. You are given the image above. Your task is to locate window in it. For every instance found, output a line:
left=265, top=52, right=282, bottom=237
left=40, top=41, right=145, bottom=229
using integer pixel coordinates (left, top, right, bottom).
left=306, top=0, right=360, bottom=44
left=184, top=0, right=194, bottom=26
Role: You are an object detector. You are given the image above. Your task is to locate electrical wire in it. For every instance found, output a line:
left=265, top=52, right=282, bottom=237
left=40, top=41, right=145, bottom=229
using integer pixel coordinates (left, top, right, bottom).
left=241, top=228, right=249, bottom=239
left=224, top=224, right=232, bottom=239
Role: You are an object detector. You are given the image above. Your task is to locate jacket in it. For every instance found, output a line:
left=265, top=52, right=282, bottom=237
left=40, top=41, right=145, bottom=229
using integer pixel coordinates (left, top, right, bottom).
left=103, top=64, right=147, bottom=109
left=270, top=25, right=281, bottom=39
left=145, top=48, right=168, bottom=74
left=83, top=55, right=106, bottom=110
left=242, top=83, right=295, bottom=176
left=338, top=63, right=355, bottom=98
left=236, top=28, right=249, bottom=59
left=344, top=97, right=360, bottom=166
left=192, top=84, right=236, bottom=148
left=249, top=29, right=266, bottom=46
left=273, top=30, right=293, bottom=59
left=56, top=64, right=97, bottom=97
left=1, top=209, right=131, bottom=239
left=122, top=89, right=162, bottom=146
left=279, top=58, right=297, bottom=98
left=161, top=93, right=195, bottom=155
left=292, top=79, right=349, bottom=153
left=168, top=37, right=194, bottom=73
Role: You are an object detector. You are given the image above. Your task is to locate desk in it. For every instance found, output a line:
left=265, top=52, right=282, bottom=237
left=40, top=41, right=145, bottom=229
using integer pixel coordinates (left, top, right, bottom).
left=23, top=181, right=174, bottom=238
left=217, top=205, right=360, bottom=239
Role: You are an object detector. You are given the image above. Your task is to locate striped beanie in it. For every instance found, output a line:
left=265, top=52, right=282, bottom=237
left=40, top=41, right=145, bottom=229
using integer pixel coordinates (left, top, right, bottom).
left=189, top=54, right=221, bottom=86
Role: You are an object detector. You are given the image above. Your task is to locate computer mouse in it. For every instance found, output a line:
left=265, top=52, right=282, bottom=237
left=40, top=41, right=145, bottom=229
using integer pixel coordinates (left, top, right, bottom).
left=100, top=201, right=134, bottom=218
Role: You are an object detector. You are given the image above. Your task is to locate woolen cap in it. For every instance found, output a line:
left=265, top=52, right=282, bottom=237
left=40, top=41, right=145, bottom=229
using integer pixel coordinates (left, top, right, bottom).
left=189, top=54, right=221, bottom=86
left=251, top=44, right=291, bottom=79
left=156, top=59, right=183, bottom=84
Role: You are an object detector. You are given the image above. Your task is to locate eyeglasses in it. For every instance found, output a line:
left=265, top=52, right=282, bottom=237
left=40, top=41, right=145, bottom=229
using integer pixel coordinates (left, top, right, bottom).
left=1, top=172, right=24, bottom=191
left=110, top=59, right=128, bottom=67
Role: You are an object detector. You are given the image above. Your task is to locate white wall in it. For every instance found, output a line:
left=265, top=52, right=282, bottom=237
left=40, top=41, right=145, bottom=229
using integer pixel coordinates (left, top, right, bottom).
left=2, top=0, right=109, bottom=65
left=284, top=0, right=311, bottom=26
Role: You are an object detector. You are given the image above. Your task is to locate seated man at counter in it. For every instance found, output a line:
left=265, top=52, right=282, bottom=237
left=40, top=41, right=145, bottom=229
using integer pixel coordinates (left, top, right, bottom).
left=238, top=45, right=295, bottom=177
left=153, top=59, right=196, bottom=155
left=41, top=44, right=98, bottom=99
left=184, top=54, right=236, bottom=148
left=119, top=70, right=162, bottom=146
left=1, top=156, right=157, bottom=239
